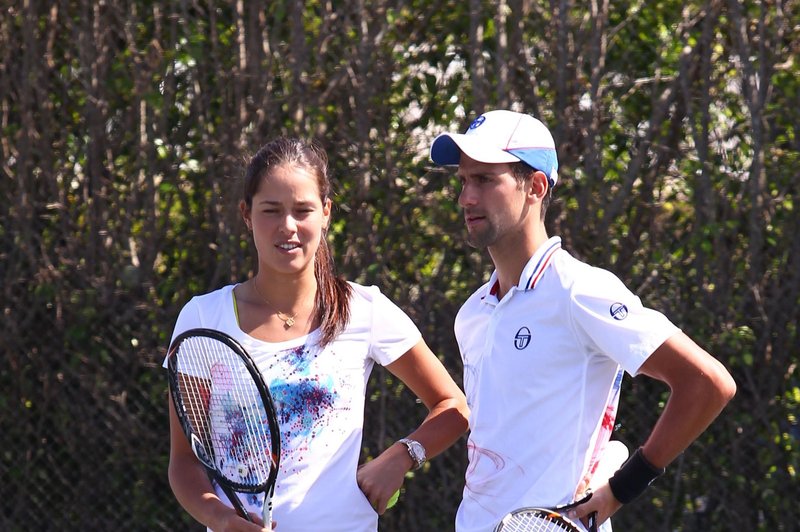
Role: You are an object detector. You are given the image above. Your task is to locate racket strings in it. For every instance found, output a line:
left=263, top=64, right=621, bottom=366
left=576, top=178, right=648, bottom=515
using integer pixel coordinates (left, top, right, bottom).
left=177, top=336, right=277, bottom=488
left=499, top=510, right=582, bottom=532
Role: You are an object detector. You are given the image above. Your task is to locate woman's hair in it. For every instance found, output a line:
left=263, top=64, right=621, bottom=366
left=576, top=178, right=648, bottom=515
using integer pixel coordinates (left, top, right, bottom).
left=243, top=137, right=352, bottom=347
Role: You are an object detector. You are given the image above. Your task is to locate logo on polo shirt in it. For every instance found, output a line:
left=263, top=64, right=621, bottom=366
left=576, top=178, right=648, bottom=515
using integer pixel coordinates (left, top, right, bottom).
left=514, top=327, right=531, bottom=350
left=610, top=302, right=628, bottom=320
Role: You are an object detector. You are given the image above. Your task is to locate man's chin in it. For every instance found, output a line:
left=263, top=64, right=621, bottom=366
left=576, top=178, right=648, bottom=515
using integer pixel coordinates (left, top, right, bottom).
left=466, top=231, right=492, bottom=249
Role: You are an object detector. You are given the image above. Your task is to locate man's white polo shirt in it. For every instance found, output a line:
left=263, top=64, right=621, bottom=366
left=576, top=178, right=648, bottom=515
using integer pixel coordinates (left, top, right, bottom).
left=454, top=237, right=679, bottom=532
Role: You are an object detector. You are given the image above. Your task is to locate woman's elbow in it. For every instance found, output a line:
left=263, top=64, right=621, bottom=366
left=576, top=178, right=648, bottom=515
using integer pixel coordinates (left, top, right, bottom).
left=450, top=395, right=470, bottom=432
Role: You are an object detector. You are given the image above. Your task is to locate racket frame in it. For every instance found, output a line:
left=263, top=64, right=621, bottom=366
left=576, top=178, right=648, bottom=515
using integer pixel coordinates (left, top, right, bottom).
left=168, top=328, right=281, bottom=524
left=494, top=492, right=597, bottom=532
left=495, top=506, right=586, bottom=531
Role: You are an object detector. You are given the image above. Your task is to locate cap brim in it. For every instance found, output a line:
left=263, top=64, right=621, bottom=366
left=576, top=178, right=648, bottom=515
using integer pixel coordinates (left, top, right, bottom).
left=431, top=133, right=520, bottom=166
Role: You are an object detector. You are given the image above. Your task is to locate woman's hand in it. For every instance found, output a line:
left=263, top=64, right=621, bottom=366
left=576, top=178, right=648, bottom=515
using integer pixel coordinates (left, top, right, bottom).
left=356, top=443, right=410, bottom=514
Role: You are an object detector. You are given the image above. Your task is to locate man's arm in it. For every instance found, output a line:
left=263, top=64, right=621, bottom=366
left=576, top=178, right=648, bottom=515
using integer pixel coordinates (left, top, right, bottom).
left=636, top=330, right=737, bottom=468
left=570, top=330, right=736, bottom=526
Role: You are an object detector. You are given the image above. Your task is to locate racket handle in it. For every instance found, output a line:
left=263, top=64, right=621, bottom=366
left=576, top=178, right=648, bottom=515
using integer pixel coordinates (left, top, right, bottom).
left=219, top=483, right=252, bottom=522
left=263, top=496, right=274, bottom=528
left=587, top=510, right=597, bottom=532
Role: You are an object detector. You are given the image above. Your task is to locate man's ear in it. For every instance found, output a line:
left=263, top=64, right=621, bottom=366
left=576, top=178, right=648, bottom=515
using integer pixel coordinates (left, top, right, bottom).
left=527, top=170, right=550, bottom=203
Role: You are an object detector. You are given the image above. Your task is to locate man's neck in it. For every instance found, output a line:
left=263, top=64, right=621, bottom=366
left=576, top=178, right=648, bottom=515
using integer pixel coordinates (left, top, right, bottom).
left=488, top=225, right=549, bottom=300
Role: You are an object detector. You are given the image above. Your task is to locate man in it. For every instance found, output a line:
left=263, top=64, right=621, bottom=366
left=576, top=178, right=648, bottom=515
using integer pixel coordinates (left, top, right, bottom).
left=429, top=110, right=736, bottom=531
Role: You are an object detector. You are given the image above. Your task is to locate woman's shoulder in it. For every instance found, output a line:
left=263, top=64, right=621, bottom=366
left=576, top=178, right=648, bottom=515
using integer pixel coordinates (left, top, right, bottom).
left=345, top=280, right=404, bottom=303
left=170, top=284, right=238, bottom=343
left=344, top=281, right=405, bottom=313
left=182, top=284, right=236, bottom=309
left=345, top=280, right=379, bottom=300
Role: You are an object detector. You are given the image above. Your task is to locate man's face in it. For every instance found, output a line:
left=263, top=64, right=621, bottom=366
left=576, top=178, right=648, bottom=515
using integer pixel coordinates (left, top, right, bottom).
left=456, top=155, right=530, bottom=249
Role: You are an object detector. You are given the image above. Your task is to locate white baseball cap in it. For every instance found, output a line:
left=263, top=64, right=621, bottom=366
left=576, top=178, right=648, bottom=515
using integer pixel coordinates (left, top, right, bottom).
left=430, top=110, right=559, bottom=186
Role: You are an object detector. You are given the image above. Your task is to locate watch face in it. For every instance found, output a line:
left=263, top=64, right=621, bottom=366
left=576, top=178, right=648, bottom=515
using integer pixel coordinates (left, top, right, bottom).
left=403, top=439, right=425, bottom=467
left=409, top=442, right=423, bottom=460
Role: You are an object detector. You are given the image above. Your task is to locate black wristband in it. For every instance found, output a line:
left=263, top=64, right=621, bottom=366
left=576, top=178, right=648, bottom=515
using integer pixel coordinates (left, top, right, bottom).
left=608, top=447, right=665, bottom=504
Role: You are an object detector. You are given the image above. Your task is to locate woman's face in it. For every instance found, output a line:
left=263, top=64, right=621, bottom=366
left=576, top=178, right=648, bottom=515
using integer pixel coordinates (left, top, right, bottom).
left=242, top=162, right=331, bottom=278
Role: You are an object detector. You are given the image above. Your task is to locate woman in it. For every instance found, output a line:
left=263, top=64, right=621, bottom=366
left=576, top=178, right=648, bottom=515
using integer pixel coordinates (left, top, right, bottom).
left=166, top=137, right=469, bottom=532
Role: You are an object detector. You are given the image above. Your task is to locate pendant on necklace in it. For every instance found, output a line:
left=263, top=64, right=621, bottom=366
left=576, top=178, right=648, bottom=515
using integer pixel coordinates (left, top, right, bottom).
left=276, top=310, right=297, bottom=328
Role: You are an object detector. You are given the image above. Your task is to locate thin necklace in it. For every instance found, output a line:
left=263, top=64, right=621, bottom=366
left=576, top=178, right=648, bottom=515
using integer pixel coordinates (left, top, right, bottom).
left=252, top=280, right=297, bottom=328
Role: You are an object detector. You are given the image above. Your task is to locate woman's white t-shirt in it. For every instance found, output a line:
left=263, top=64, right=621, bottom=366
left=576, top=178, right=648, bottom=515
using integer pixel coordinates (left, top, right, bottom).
left=165, top=282, right=421, bottom=532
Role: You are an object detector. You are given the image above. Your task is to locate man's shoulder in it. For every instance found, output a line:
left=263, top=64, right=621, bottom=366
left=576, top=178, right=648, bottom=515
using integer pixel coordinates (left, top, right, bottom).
left=551, top=248, right=620, bottom=287
left=454, top=281, right=491, bottom=323
left=462, top=280, right=492, bottom=305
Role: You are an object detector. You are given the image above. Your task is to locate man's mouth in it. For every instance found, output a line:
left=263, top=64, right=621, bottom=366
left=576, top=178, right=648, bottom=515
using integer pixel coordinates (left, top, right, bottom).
left=465, top=214, right=485, bottom=226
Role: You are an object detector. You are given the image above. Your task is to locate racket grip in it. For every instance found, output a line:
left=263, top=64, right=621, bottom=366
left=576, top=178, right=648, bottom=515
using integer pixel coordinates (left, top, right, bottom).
left=263, top=496, right=274, bottom=528
left=587, top=510, right=598, bottom=532
left=220, top=484, right=253, bottom=522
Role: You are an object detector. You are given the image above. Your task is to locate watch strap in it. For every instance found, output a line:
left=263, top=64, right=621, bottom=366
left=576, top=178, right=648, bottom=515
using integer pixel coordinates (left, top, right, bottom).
left=398, top=437, right=426, bottom=470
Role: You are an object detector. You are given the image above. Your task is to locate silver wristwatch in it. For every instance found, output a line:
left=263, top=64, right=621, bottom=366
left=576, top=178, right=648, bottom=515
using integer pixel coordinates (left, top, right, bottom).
left=398, top=438, right=427, bottom=470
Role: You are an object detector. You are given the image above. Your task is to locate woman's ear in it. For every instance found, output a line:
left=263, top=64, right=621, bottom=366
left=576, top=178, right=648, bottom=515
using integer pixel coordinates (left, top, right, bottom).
left=239, top=200, right=252, bottom=231
left=322, top=197, right=332, bottom=229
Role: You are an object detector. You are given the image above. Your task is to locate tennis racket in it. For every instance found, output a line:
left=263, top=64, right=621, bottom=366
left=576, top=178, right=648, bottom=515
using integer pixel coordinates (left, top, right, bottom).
left=494, top=441, right=630, bottom=532
left=168, top=328, right=281, bottom=527
left=494, top=493, right=595, bottom=532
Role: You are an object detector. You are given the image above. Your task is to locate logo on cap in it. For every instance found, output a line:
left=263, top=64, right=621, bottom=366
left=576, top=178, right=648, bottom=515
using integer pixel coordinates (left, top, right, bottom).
left=469, top=116, right=486, bottom=130
left=610, top=303, right=628, bottom=321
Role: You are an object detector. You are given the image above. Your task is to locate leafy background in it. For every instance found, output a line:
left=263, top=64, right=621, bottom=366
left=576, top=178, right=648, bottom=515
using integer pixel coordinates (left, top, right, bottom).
left=1, top=1, right=797, bottom=530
